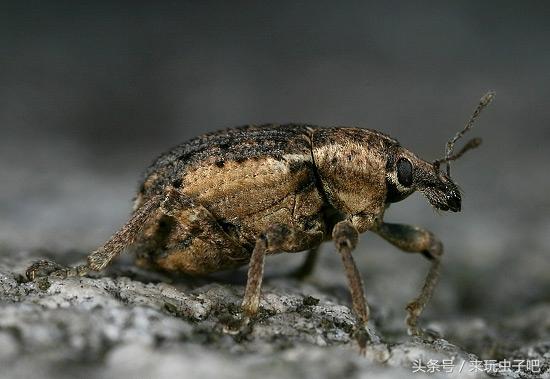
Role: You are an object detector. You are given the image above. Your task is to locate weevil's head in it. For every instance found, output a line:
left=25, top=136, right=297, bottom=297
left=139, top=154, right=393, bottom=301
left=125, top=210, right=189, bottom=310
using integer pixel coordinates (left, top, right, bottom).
left=385, top=148, right=462, bottom=212
left=386, top=91, right=494, bottom=212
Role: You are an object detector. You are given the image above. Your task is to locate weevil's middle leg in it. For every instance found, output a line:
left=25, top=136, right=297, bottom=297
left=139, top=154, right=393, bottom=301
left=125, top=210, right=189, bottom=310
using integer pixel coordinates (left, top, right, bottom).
left=372, top=222, right=443, bottom=337
left=241, top=225, right=322, bottom=318
left=333, top=220, right=379, bottom=353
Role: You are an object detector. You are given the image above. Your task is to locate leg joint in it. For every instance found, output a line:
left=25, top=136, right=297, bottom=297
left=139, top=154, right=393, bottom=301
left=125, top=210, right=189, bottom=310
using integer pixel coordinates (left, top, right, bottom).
left=332, top=220, right=359, bottom=250
left=261, top=224, right=292, bottom=252
left=422, top=234, right=443, bottom=261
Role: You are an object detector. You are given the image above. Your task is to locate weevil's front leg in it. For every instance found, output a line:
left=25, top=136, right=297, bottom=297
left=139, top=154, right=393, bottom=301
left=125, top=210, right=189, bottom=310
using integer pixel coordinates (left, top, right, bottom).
left=333, top=220, right=379, bottom=352
left=372, top=222, right=443, bottom=337
left=26, top=189, right=177, bottom=280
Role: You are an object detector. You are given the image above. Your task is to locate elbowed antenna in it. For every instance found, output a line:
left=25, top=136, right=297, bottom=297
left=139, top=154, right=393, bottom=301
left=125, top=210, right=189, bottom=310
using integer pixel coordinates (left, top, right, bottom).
left=433, top=91, right=495, bottom=176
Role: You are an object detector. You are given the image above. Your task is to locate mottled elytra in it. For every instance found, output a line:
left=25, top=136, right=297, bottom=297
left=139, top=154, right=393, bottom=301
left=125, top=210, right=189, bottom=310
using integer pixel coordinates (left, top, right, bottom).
left=26, top=92, right=494, bottom=353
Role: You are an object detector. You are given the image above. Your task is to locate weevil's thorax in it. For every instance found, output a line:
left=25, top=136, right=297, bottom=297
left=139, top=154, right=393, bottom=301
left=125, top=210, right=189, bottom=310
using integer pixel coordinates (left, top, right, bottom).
left=312, top=128, right=398, bottom=231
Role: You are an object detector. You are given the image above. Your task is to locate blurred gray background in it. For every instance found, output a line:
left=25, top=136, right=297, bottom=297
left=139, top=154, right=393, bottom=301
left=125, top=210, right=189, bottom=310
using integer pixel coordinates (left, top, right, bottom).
left=1, top=1, right=549, bottom=321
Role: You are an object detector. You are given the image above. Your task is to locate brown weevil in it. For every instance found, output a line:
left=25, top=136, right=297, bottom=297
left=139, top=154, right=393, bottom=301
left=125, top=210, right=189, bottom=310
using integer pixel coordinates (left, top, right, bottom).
left=27, top=92, right=495, bottom=351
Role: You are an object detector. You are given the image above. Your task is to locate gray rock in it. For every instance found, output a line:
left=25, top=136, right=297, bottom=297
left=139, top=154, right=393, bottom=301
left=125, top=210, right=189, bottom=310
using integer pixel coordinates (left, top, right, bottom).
left=0, top=251, right=548, bottom=379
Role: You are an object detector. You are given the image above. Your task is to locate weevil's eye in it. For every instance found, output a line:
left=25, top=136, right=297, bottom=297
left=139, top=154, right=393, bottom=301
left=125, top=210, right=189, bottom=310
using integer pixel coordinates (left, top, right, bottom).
left=396, top=158, right=413, bottom=187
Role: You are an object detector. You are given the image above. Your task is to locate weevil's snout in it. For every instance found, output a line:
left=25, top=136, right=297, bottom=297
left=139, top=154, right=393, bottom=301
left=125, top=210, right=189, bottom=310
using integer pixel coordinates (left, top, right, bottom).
left=420, top=170, right=462, bottom=212
left=386, top=150, right=461, bottom=212
left=445, top=187, right=461, bottom=212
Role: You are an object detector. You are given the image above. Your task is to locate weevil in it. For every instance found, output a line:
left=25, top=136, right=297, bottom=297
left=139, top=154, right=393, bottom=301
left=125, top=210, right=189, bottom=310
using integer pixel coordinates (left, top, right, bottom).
left=27, top=92, right=494, bottom=350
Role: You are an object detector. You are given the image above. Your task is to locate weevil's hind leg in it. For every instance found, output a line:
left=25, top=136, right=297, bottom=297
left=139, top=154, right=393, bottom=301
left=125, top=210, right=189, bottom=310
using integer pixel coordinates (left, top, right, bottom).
left=26, top=191, right=168, bottom=281
left=85, top=193, right=166, bottom=272
left=333, top=220, right=379, bottom=353
left=289, top=246, right=319, bottom=280
left=372, top=222, right=443, bottom=337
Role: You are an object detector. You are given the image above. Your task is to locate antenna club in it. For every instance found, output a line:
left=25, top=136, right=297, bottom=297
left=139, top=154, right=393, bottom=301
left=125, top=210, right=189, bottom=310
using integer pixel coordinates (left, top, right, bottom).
left=467, top=137, right=482, bottom=148
left=480, top=91, right=496, bottom=107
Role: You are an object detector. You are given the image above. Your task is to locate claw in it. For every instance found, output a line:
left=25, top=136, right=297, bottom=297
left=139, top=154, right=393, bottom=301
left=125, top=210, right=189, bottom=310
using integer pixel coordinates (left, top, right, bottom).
left=405, top=307, right=441, bottom=341
left=354, top=324, right=381, bottom=355
left=221, top=314, right=252, bottom=336
left=407, top=324, right=441, bottom=341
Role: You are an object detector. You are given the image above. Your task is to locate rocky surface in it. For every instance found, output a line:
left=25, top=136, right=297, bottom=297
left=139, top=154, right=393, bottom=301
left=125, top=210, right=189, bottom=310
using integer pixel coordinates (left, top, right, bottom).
left=1, top=249, right=548, bottom=379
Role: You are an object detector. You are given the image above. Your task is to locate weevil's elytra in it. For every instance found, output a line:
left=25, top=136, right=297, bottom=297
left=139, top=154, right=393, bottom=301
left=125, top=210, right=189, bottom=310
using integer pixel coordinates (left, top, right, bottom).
left=26, top=92, right=494, bottom=351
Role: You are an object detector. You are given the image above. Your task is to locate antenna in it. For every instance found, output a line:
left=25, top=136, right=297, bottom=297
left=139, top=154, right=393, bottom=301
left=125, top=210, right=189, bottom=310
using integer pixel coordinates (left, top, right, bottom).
left=433, top=91, right=495, bottom=176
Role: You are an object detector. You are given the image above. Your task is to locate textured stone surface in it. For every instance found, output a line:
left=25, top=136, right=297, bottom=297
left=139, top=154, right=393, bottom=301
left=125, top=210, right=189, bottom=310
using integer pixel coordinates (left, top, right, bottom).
left=1, top=250, right=548, bottom=379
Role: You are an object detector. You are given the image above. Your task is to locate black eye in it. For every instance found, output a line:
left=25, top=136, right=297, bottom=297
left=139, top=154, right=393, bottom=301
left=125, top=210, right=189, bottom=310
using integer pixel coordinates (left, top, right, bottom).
left=396, top=158, right=413, bottom=187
